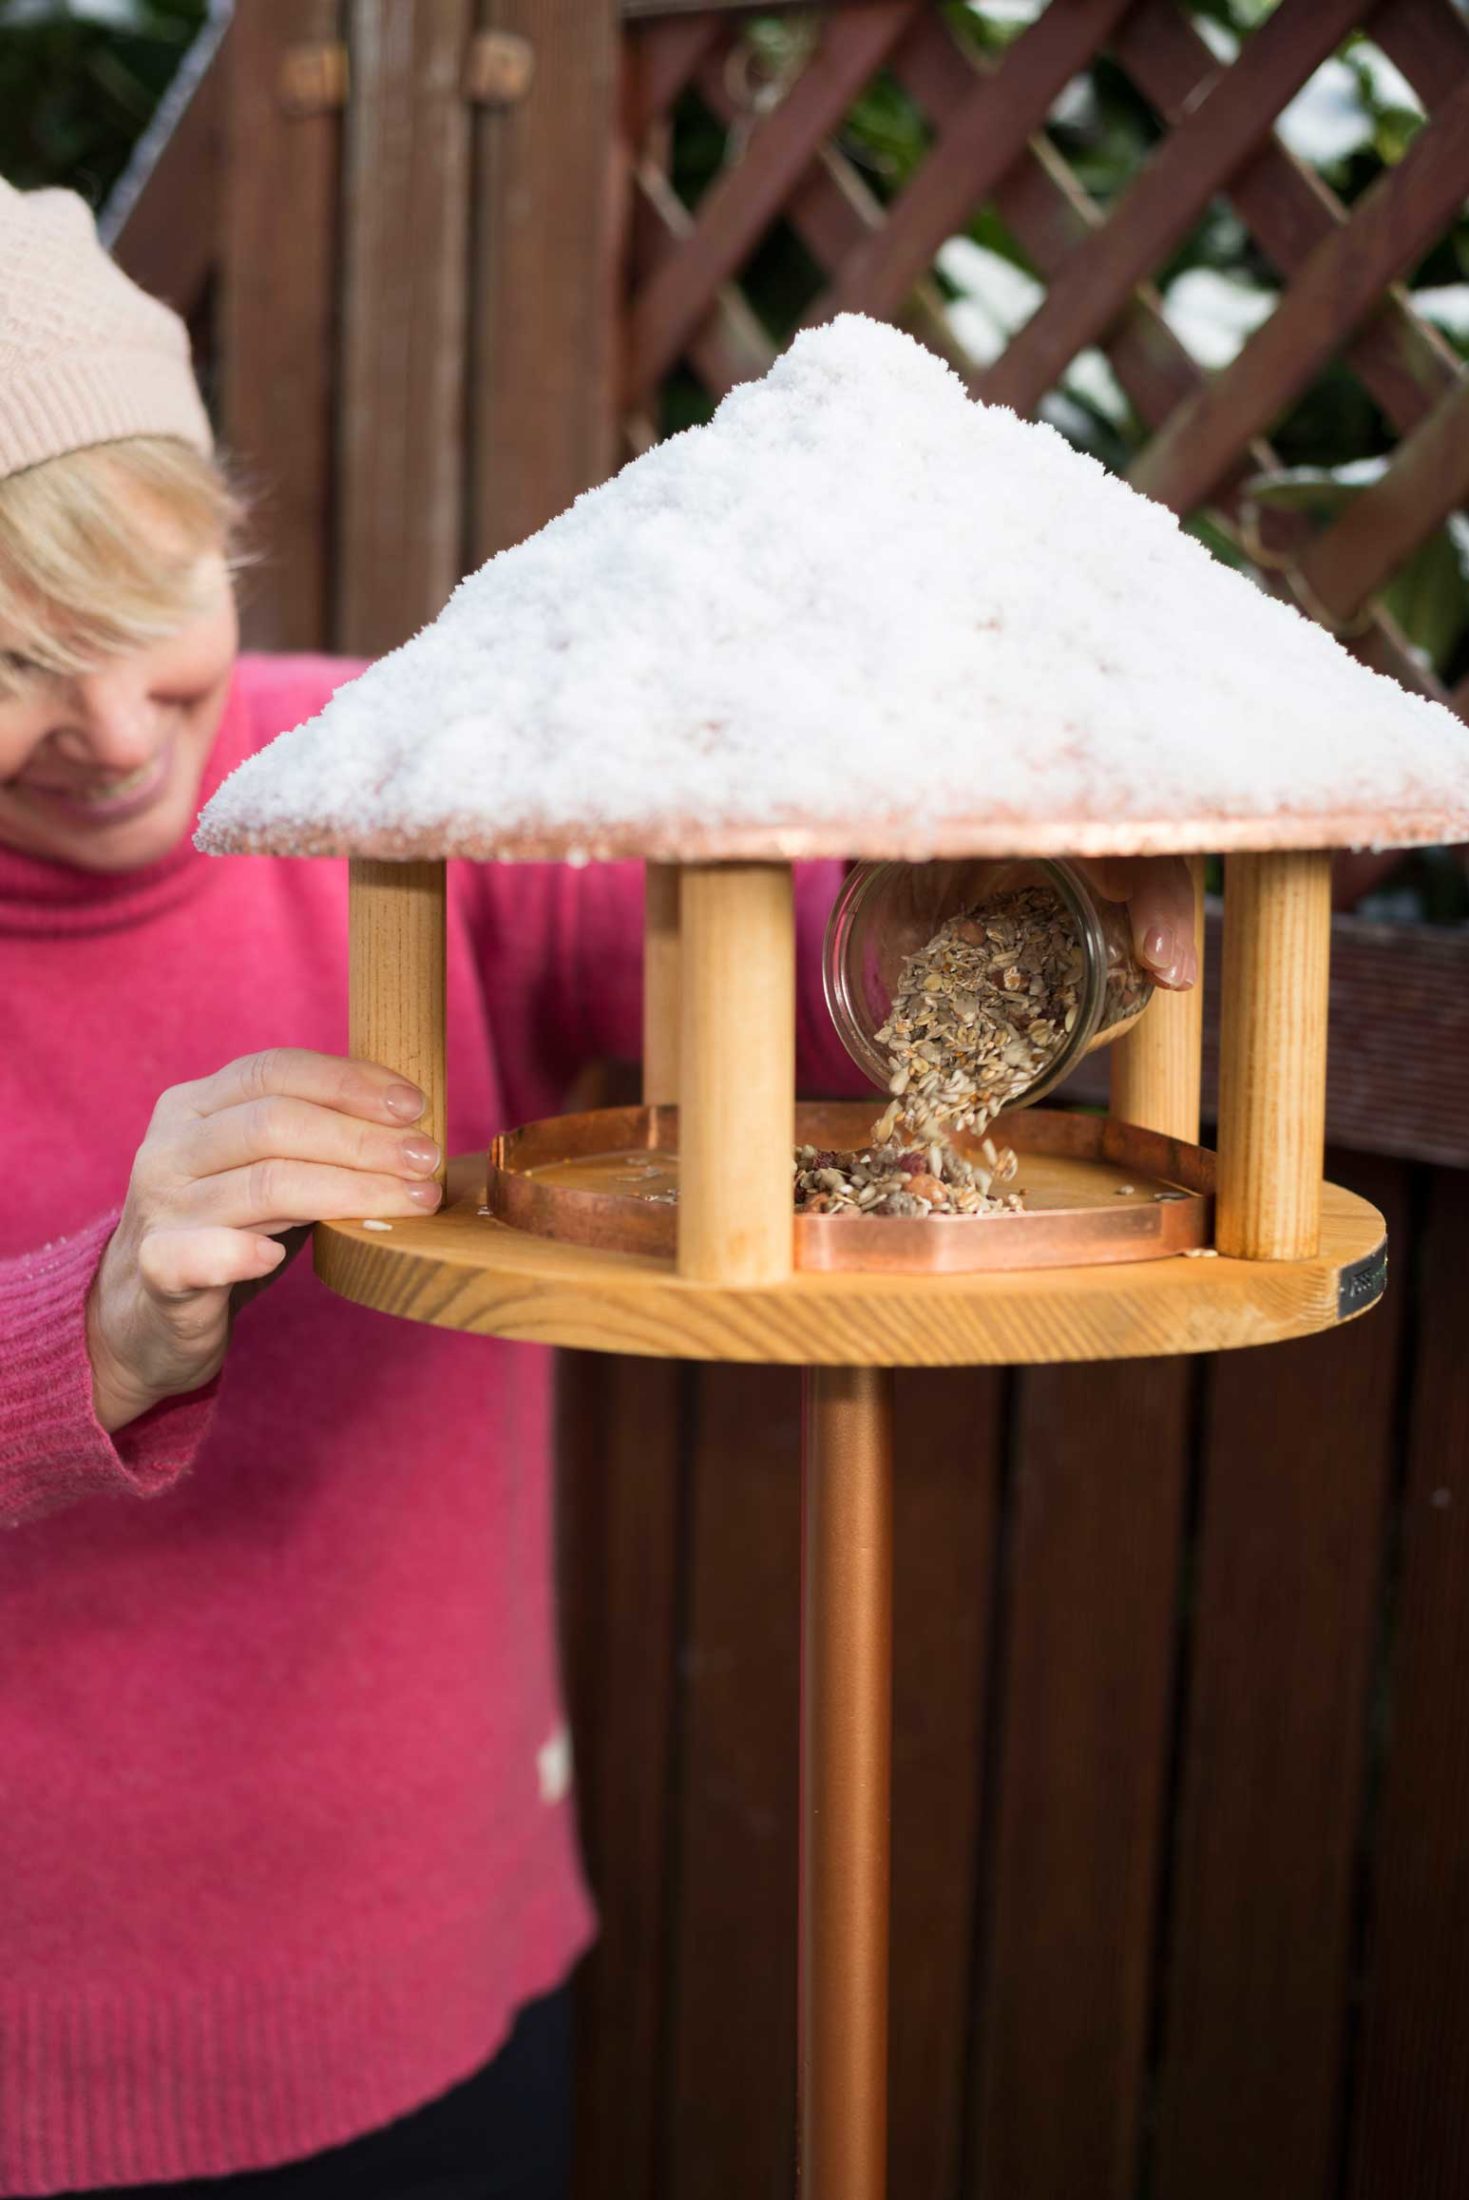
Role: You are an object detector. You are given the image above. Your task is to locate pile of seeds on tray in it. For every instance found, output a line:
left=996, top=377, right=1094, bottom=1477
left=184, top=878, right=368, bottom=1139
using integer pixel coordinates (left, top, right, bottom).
left=794, top=883, right=1083, bottom=1219
left=794, top=1133, right=1022, bottom=1219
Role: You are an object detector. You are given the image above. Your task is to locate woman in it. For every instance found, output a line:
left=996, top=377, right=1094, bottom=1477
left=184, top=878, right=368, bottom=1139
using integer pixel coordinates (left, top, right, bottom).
left=0, top=178, right=1196, bottom=2199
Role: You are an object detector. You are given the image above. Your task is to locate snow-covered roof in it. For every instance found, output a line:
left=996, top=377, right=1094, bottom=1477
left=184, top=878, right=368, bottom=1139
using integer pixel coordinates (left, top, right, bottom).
left=197, top=314, right=1469, bottom=864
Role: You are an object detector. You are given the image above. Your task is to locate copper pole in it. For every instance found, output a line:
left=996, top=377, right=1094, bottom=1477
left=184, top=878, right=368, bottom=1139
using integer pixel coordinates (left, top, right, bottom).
left=799, top=1364, right=895, bottom=2200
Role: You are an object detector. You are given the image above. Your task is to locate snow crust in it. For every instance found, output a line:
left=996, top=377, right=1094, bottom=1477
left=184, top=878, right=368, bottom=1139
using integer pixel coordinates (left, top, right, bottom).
left=197, top=314, right=1469, bottom=859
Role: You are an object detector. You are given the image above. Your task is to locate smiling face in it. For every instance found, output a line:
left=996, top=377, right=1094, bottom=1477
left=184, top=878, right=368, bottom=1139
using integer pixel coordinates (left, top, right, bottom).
left=0, top=559, right=238, bottom=872
left=0, top=439, right=241, bottom=873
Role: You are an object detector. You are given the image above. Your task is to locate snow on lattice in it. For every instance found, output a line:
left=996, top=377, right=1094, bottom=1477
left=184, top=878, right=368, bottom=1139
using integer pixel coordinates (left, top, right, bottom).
left=197, top=314, right=1469, bottom=863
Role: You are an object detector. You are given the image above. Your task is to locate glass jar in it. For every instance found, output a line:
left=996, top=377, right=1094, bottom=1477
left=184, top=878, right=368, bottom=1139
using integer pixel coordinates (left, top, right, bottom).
left=822, top=858, right=1152, bottom=1115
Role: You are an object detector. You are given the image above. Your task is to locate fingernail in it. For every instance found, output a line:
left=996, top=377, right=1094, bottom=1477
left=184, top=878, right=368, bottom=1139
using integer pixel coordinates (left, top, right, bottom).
left=1144, top=926, right=1174, bottom=973
left=384, top=1084, right=426, bottom=1121
left=405, top=1180, right=443, bottom=1210
left=400, top=1137, right=441, bottom=1174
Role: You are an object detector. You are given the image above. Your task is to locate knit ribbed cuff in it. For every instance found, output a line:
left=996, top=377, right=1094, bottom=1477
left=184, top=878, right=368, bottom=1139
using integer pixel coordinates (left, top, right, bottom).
left=0, top=1216, right=217, bottom=1527
left=0, top=349, right=212, bottom=477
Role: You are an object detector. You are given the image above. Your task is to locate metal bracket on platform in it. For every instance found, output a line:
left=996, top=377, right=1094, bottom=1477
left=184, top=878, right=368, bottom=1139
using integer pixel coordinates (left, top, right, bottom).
left=1338, top=1237, right=1389, bottom=1320
left=466, top=31, right=536, bottom=108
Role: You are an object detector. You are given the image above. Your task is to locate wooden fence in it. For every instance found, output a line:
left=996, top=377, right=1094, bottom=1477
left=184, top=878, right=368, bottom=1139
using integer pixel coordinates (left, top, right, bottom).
left=114, top=4, right=1469, bottom=2194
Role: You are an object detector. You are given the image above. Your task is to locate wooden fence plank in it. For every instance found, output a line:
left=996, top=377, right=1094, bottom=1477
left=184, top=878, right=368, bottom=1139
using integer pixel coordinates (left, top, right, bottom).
left=980, top=0, right=1364, bottom=417
left=968, top=1360, right=1192, bottom=2200
left=1150, top=1156, right=1410, bottom=2200
left=810, top=0, right=1133, bottom=335
left=663, top=1363, right=803, bottom=2200
left=888, top=1369, right=1004, bottom=2200
left=1132, top=73, right=1469, bottom=516
left=111, top=32, right=224, bottom=320
left=1346, top=1167, right=1469, bottom=2200
left=337, top=0, right=474, bottom=652
left=625, top=2, right=918, bottom=403
left=219, top=0, right=343, bottom=654
left=470, top=0, right=620, bottom=559
left=560, top=1352, right=686, bottom=2200
left=1114, top=0, right=1462, bottom=438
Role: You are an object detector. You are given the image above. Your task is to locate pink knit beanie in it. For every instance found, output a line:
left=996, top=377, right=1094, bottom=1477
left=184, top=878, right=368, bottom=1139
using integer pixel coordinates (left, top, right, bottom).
left=0, top=177, right=212, bottom=480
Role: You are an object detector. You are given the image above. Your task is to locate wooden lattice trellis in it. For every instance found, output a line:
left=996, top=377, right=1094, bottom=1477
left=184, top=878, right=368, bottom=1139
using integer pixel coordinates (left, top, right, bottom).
left=624, top=0, right=1469, bottom=726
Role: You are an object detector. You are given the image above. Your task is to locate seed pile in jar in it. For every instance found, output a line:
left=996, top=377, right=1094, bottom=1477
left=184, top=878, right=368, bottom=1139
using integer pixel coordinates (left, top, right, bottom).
left=794, top=883, right=1083, bottom=1219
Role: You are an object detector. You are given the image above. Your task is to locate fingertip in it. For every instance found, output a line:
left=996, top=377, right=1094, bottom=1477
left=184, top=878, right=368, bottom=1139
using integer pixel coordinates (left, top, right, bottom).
left=254, top=1236, right=288, bottom=1268
left=1139, top=923, right=1176, bottom=980
left=382, top=1082, right=428, bottom=1122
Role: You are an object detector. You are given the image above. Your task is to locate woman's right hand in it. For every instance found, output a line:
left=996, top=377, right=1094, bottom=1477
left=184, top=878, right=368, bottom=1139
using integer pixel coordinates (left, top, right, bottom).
left=85, top=1049, right=443, bottom=1434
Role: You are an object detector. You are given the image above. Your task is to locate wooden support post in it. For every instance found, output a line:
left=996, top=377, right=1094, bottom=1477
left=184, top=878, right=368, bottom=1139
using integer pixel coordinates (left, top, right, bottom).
left=1111, top=854, right=1206, bottom=1144
left=1217, top=851, right=1332, bottom=1260
left=349, top=858, right=448, bottom=1180
left=644, top=861, right=681, bottom=1108
left=677, top=863, right=794, bottom=1283
left=800, top=1364, right=894, bottom=2200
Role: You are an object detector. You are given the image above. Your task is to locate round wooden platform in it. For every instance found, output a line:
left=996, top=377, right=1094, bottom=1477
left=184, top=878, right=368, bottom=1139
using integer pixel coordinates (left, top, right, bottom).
left=314, top=1155, right=1387, bottom=1367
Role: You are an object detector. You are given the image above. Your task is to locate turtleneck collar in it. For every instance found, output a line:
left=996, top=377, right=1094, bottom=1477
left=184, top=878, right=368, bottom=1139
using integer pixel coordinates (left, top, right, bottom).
left=0, top=666, right=251, bottom=937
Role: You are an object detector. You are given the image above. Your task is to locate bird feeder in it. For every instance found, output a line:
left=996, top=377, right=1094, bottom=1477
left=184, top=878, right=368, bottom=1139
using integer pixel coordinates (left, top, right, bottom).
left=199, top=317, right=1469, bottom=2200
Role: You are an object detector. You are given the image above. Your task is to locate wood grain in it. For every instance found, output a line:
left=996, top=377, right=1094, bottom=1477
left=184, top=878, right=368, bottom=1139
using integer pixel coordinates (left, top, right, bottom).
left=560, top=1352, right=685, bottom=2200
left=1151, top=1155, right=1410, bottom=2200
left=347, top=859, right=447, bottom=1172
left=1346, top=1167, right=1469, bottom=2200
left=888, top=1368, right=1003, bottom=2199
left=969, top=1358, right=1192, bottom=2200
left=220, top=0, right=343, bottom=653
left=314, top=1157, right=1385, bottom=1365
left=643, top=861, right=681, bottom=1106
left=1110, top=856, right=1206, bottom=1144
left=663, top=1362, right=802, bottom=2200
left=677, top=863, right=795, bottom=1284
left=469, top=0, right=620, bottom=560
left=1217, top=852, right=1332, bottom=1260
left=800, top=1365, right=894, bottom=2200
left=337, top=0, right=473, bottom=653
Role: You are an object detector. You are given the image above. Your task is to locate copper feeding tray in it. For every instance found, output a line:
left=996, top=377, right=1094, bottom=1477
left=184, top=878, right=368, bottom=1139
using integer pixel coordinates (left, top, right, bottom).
left=487, top=1103, right=1213, bottom=1275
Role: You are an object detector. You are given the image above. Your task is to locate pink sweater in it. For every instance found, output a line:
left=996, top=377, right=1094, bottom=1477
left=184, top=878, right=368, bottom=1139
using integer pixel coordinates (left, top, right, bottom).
left=0, top=655, right=850, bottom=2195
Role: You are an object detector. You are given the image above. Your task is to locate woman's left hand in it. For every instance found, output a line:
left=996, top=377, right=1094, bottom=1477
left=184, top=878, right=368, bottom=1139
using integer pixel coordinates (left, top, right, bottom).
left=1077, top=856, right=1199, bottom=991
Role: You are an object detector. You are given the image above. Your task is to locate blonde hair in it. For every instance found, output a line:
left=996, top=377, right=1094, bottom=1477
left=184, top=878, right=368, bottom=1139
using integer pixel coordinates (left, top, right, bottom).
left=0, top=435, right=244, bottom=698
